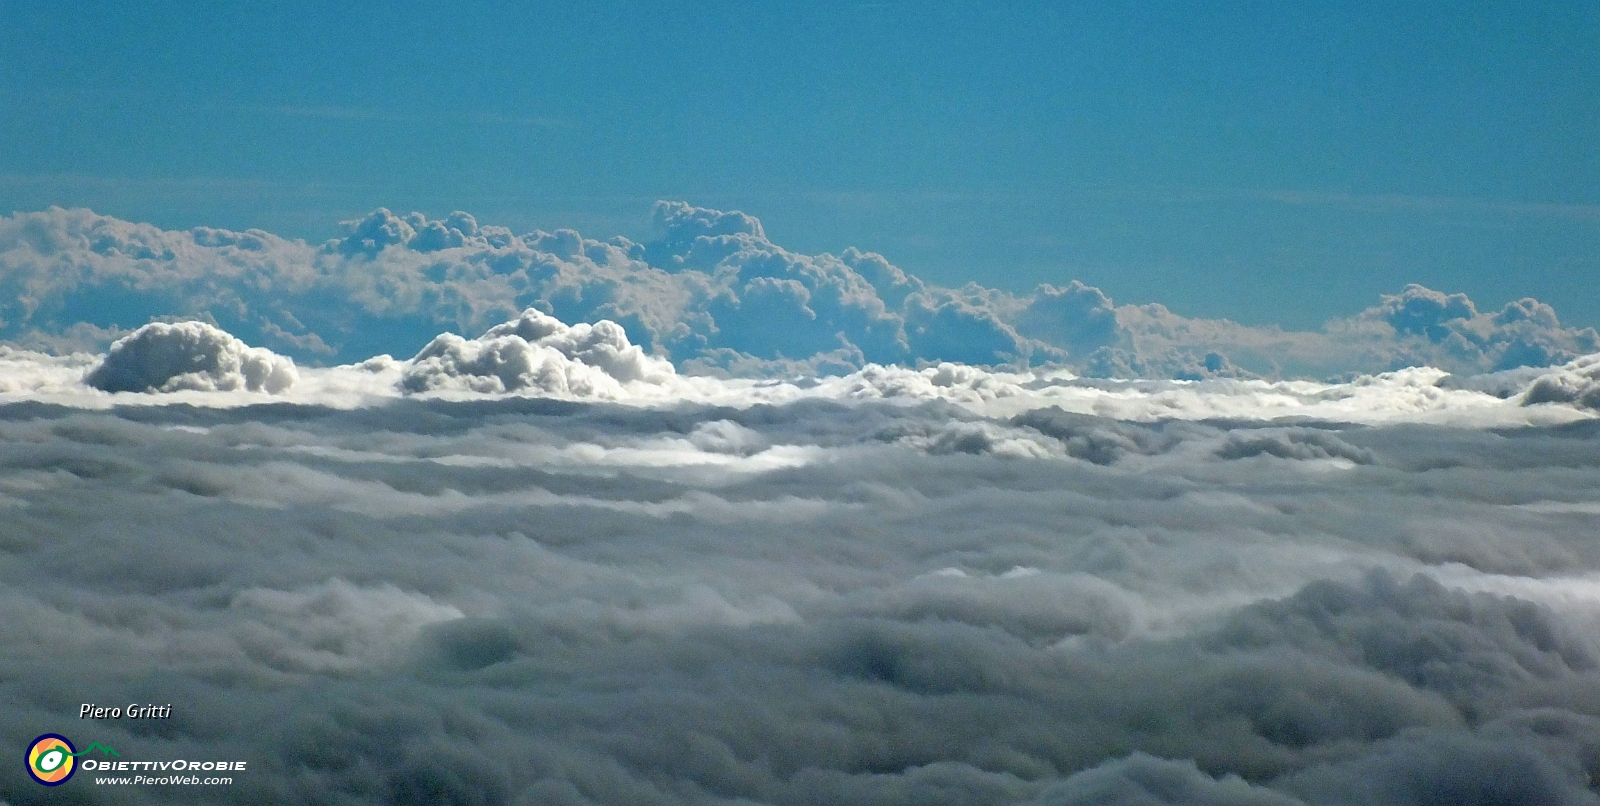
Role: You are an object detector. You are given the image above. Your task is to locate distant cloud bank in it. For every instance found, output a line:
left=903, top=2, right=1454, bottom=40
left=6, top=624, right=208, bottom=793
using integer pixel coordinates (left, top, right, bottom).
left=2, top=202, right=1594, bottom=379
left=0, top=304, right=1593, bottom=439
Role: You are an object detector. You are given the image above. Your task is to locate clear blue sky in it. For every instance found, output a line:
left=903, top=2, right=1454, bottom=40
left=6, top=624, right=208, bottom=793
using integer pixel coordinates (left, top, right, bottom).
left=3, top=0, right=1597, bottom=329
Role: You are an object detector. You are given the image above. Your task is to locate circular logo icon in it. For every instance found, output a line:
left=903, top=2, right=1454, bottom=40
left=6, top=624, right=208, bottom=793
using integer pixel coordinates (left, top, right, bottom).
left=26, top=734, right=76, bottom=786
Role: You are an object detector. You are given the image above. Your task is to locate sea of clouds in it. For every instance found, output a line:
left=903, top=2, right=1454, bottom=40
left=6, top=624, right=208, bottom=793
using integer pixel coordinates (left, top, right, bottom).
left=2, top=203, right=1600, bottom=805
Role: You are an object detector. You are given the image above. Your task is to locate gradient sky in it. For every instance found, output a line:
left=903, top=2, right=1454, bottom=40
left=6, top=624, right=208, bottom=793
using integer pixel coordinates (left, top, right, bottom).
left=3, top=0, right=1596, bottom=329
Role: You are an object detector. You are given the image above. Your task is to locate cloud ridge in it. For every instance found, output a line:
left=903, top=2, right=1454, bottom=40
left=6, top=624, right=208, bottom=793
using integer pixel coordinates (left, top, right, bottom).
left=4, top=203, right=1596, bottom=381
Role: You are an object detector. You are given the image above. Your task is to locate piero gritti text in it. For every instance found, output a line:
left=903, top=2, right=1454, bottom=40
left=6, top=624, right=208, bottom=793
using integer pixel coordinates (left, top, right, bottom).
left=81, top=703, right=172, bottom=719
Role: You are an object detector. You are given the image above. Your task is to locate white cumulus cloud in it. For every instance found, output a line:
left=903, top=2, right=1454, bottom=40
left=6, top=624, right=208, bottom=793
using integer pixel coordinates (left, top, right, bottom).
left=84, top=320, right=297, bottom=393
left=4, top=204, right=1597, bottom=383
left=399, top=307, right=675, bottom=397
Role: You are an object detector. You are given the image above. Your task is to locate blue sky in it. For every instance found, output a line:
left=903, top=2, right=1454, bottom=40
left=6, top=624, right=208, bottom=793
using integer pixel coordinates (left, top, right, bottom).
left=3, top=0, right=1596, bottom=329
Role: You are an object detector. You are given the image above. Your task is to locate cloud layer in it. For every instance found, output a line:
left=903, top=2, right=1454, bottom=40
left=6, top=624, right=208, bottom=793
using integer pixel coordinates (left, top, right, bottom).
left=3, top=346, right=1600, bottom=802
left=3, top=203, right=1595, bottom=380
left=2, top=305, right=1596, bottom=437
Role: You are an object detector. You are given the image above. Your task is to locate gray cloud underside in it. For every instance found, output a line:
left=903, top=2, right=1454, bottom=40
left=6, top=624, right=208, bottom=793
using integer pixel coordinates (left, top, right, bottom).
left=3, top=203, right=1595, bottom=380
left=4, top=394, right=1600, bottom=804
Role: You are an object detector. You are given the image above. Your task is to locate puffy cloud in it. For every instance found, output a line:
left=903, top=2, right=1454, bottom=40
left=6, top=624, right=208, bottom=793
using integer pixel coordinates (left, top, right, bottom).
left=901, top=289, right=1035, bottom=366
left=8, top=310, right=1600, bottom=431
left=1368, top=285, right=1479, bottom=342
left=83, top=320, right=297, bottom=393
left=1010, top=281, right=1121, bottom=359
left=1353, top=284, right=1600, bottom=374
left=1521, top=354, right=1600, bottom=411
left=647, top=199, right=767, bottom=262
left=399, top=308, right=675, bottom=397
left=4, top=204, right=1596, bottom=382
left=328, top=208, right=515, bottom=258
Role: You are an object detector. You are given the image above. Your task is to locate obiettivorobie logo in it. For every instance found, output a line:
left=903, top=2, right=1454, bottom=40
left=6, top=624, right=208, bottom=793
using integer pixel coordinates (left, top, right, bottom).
left=26, top=734, right=244, bottom=787
left=26, top=734, right=118, bottom=786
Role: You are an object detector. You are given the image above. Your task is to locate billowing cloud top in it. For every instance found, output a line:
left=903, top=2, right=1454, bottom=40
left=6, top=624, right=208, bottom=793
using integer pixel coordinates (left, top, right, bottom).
left=401, top=308, right=674, bottom=397
left=1521, top=353, right=1600, bottom=411
left=0, top=305, right=1588, bottom=437
left=84, top=320, right=297, bottom=394
left=2, top=203, right=1595, bottom=381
